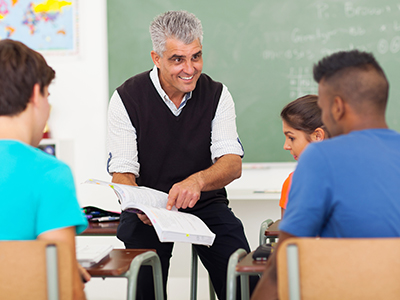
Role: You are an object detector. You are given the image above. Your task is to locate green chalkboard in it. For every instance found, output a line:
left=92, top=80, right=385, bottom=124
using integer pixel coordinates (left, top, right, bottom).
left=107, top=0, right=400, bottom=162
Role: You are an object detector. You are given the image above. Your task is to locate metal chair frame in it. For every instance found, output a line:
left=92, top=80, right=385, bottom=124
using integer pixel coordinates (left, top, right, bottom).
left=190, top=244, right=216, bottom=300
left=90, top=250, right=165, bottom=300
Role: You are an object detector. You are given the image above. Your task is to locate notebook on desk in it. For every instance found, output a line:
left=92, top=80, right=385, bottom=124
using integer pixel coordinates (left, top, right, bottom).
left=76, top=244, right=114, bottom=267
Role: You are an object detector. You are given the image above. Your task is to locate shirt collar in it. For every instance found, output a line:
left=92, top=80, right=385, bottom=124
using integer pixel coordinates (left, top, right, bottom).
left=149, top=66, right=193, bottom=106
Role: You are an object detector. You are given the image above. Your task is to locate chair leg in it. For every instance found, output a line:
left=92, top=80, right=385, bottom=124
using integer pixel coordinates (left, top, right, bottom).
left=240, top=274, right=250, bottom=300
left=287, top=244, right=301, bottom=300
left=192, top=245, right=217, bottom=300
left=190, top=245, right=198, bottom=300
left=126, top=251, right=165, bottom=300
left=226, top=248, right=247, bottom=300
left=149, top=253, right=165, bottom=300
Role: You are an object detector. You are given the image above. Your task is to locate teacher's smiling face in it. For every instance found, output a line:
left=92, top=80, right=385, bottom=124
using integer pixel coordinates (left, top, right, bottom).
left=151, top=37, right=203, bottom=103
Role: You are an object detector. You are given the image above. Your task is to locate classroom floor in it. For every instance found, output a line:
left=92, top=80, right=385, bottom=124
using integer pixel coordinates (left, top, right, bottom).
left=84, top=277, right=211, bottom=300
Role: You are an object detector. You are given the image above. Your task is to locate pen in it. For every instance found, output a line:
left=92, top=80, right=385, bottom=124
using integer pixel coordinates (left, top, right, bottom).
left=91, top=216, right=120, bottom=222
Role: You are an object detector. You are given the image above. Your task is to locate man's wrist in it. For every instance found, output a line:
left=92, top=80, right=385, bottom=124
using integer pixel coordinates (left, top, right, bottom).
left=111, top=172, right=137, bottom=186
left=192, top=171, right=206, bottom=191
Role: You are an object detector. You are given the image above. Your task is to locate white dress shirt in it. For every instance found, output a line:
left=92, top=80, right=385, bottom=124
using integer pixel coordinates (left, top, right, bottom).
left=107, top=66, right=244, bottom=176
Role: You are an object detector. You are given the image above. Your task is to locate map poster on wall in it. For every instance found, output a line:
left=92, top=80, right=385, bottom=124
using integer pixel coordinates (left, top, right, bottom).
left=0, top=0, right=77, bottom=54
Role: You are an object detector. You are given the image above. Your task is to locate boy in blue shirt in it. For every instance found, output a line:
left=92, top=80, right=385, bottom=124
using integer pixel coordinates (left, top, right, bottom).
left=252, top=49, right=400, bottom=299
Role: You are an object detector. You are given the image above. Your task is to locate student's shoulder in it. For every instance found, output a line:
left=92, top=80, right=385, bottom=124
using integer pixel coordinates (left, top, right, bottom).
left=2, top=140, right=54, bottom=161
left=298, top=138, right=345, bottom=168
left=308, top=133, right=354, bottom=153
left=305, top=129, right=395, bottom=162
left=17, top=142, right=71, bottom=173
left=325, top=129, right=400, bottom=149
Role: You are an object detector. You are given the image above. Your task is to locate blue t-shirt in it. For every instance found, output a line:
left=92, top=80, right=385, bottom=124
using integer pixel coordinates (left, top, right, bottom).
left=280, top=129, right=400, bottom=238
left=0, top=140, right=87, bottom=240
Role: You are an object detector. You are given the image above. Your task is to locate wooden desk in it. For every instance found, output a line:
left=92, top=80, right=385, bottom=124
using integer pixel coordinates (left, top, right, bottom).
left=80, top=221, right=165, bottom=299
left=85, top=249, right=164, bottom=300
left=236, top=251, right=267, bottom=274
left=86, top=249, right=155, bottom=277
left=80, top=221, right=119, bottom=236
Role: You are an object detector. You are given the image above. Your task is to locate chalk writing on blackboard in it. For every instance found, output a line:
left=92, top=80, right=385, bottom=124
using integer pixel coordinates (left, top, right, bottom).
left=288, top=67, right=318, bottom=99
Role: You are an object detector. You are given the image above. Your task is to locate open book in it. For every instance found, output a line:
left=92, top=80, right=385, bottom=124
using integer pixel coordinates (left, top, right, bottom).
left=84, top=179, right=216, bottom=246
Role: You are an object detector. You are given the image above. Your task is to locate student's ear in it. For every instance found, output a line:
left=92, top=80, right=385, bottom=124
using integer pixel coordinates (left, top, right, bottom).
left=331, top=96, right=345, bottom=121
left=29, top=84, right=41, bottom=107
left=311, top=127, right=325, bottom=141
left=151, top=51, right=161, bottom=68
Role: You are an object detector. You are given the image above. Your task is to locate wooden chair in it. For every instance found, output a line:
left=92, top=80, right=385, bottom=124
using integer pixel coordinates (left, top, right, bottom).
left=0, top=240, right=73, bottom=300
left=277, top=237, right=400, bottom=300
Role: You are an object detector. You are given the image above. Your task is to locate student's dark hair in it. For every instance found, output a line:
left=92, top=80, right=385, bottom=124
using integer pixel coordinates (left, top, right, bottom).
left=313, top=49, right=385, bottom=83
left=0, top=39, right=55, bottom=116
left=281, top=94, right=325, bottom=137
left=313, top=49, right=389, bottom=112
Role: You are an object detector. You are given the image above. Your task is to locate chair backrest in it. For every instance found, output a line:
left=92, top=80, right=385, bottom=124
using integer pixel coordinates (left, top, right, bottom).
left=259, top=219, right=274, bottom=245
left=277, top=237, right=400, bottom=300
left=0, top=240, right=73, bottom=300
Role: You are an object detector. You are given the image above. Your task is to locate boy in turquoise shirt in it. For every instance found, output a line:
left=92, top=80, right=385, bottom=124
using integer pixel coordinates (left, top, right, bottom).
left=0, top=39, right=88, bottom=300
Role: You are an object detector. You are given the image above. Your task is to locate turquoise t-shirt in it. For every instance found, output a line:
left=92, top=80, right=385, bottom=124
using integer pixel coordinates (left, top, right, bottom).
left=0, top=140, right=87, bottom=240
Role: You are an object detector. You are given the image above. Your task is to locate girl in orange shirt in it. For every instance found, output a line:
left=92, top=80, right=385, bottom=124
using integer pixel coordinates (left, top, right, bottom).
left=279, top=94, right=329, bottom=218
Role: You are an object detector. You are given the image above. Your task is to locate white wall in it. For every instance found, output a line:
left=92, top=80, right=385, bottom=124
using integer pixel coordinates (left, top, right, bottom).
left=44, top=2, right=295, bottom=299
left=44, top=0, right=119, bottom=212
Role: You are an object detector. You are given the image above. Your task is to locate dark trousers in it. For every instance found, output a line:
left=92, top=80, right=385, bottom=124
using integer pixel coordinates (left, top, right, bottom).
left=117, top=202, right=258, bottom=300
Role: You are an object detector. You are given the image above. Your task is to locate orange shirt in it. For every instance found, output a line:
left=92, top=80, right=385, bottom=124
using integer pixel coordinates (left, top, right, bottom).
left=279, top=172, right=293, bottom=209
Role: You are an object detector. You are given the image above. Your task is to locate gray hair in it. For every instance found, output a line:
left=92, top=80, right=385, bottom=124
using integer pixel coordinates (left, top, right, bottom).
left=150, top=11, right=203, bottom=56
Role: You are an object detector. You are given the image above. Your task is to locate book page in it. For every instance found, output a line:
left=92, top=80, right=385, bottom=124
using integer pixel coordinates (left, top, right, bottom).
left=133, top=203, right=215, bottom=246
left=84, top=179, right=214, bottom=246
left=84, top=179, right=176, bottom=210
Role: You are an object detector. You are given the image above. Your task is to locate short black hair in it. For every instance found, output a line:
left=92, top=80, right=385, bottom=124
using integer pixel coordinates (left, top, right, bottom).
left=313, top=49, right=389, bottom=113
left=313, top=50, right=385, bottom=83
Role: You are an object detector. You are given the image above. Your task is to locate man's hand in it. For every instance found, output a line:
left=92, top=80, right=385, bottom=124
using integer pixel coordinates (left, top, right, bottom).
left=137, top=212, right=153, bottom=226
left=167, top=175, right=202, bottom=210
left=166, top=154, right=242, bottom=210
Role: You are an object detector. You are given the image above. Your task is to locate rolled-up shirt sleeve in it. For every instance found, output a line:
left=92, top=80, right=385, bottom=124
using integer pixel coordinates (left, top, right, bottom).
left=210, top=84, right=244, bottom=162
left=106, top=90, right=140, bottom=176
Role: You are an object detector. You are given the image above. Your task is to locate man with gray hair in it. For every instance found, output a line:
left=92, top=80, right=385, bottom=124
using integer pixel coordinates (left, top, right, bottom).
left=107, top=10, right=255, bottom=299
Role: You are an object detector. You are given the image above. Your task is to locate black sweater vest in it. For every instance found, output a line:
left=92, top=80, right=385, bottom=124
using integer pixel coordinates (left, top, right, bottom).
left=117, top=70, right=228, bottom=211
